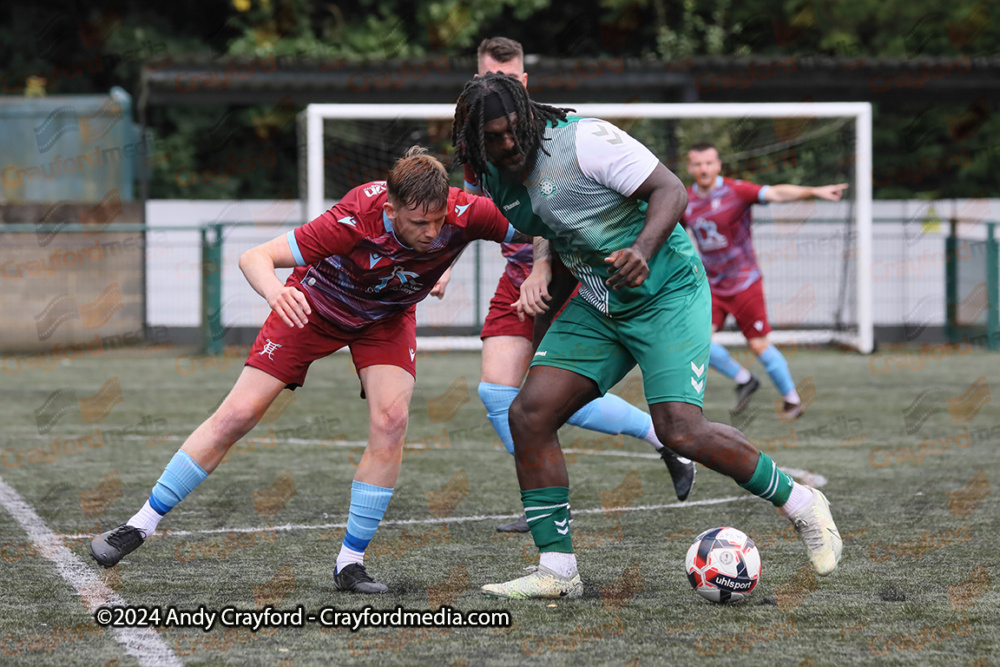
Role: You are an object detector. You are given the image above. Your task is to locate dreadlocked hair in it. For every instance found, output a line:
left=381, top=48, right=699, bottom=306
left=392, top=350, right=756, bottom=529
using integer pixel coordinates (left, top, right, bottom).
left=452, top=73, right=573, bottom=176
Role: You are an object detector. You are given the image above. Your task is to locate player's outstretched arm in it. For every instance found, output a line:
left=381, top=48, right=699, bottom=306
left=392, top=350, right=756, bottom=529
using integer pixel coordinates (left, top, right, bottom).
left=239, top=235, right=312, bottom=328
left=764, top=183, right=849, bottom=203
left=606, top=163, right=688, bottom=289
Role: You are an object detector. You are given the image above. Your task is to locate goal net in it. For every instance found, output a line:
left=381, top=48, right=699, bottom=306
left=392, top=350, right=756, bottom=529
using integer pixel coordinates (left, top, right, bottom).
left=299, top=102, right=873, bottom=353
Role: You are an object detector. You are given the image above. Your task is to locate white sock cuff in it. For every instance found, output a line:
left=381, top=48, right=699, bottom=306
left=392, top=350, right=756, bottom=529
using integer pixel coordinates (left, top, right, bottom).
left=336, top=545, right=366, bottom=573
left=128, top=500, right=163, bottom=538
left=780, top=482, right=814, bottom=516
left=539, top=551, right=578, bottom=578
left=643, top=423, right=664, bottom=450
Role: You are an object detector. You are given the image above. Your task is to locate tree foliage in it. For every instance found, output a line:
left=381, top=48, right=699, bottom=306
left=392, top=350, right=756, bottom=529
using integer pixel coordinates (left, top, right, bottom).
left=0, top=0, right=996, bottom=200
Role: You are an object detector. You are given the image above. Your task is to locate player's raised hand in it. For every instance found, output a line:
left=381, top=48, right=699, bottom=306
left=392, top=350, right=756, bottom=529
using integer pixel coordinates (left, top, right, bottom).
left=512, top=268, right=552, bottom=322
left=604, top=248, right=649, bottom=290
left=430, top=267, right=452, bottom=299
left=814, top=183, right=849, bottom=201
left=267, top=286, right=311, bottom=328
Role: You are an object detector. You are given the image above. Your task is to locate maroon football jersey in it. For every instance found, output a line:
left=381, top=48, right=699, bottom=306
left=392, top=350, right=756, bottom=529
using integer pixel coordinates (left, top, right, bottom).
left=289, top=181, right=515, bottom=331
left=682, top=177, right=768, bottom=297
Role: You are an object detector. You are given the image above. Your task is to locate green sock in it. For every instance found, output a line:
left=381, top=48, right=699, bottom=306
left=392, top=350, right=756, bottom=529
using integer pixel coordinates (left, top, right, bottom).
left=738, top=452, right=794, bottom=507
left=521, top=486, right=574, bottom=554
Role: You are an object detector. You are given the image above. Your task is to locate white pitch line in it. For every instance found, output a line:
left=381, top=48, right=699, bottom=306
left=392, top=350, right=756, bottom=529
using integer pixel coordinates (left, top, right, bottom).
left=60, top=494, right=754, bottom=540
left=10, top=431, right=835, bottom=487
left=47, top=434, right=825, bottom=542
left=782, top=468, right=829, bottom=488
left=234, top=440, right=829, bottom=486
left=0, top=474, right=182, bottom=667
left=563, top=448, right=659, bottom=459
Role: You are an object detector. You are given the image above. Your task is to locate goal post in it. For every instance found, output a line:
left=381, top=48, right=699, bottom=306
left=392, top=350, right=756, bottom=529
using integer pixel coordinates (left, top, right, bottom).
left=299, top=102, right=873, bottom=354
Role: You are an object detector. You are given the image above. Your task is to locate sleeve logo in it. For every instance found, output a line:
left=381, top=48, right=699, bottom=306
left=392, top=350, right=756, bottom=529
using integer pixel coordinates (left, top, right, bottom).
left=591, top=123, right=623, bottom=145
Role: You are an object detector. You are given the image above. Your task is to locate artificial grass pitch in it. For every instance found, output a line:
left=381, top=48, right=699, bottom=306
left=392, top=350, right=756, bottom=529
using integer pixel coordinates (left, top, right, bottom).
left=0, top=347, right=996, bottom=665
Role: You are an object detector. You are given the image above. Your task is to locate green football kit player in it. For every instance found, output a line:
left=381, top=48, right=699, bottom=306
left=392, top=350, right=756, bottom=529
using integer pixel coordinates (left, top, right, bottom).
left=452, top=73, right=842, bottom=599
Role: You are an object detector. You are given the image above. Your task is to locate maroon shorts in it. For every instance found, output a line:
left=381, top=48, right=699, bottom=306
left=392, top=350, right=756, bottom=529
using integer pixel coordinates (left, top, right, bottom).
left=246, top=298, right=417, bottom=390
left=481, top=272, right=533, bottom=340
left=480, top=273, right=580, bottom=341
left=712, top=278, right=772, bottom=339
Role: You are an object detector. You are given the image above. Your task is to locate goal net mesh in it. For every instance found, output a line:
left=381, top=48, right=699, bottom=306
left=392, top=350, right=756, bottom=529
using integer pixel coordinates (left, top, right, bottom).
left=299, top=105, right=866, bottom=350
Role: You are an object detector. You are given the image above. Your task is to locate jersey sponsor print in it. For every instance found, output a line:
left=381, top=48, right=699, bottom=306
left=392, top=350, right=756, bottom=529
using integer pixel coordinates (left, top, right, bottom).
left=287, top=182, right=515, bottom=331
left=683, top=177, right=768, bottom=297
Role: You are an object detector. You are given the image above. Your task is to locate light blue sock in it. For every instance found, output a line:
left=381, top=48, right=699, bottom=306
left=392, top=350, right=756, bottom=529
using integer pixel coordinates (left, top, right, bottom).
left=758, top=345, right=795, bottom=397
left=478, top=382, right=519, bottom=455
left=566, top=393, right=653, bottom=440
left=709, top=342, right=744, bottom=380
left=147, top=450, right=208, bottom=515
left=339, top=481, right=394, bottom=572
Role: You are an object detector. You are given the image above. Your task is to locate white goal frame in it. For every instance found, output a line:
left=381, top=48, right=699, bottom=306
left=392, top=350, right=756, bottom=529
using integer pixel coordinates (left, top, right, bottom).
left=301, top=102, right=873, bottom=354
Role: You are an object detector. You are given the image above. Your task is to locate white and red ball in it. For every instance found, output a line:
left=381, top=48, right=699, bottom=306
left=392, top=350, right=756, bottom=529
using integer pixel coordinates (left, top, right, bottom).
left=685, top=527, right=761, bottom=603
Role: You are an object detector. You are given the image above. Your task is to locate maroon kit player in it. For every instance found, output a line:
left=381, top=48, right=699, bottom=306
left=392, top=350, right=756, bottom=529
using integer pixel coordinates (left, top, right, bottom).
left=90, top=148, right=527, bottom=593
left=683, top=142, right=848, bottom=420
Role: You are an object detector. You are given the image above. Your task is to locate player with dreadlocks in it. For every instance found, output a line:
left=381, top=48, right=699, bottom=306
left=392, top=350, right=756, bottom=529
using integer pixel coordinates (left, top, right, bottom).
left=436, top=39, right=694, bottom=536
left=454, top=73, right=842, bottom=600
left=452, top=72, right=566, bottom=180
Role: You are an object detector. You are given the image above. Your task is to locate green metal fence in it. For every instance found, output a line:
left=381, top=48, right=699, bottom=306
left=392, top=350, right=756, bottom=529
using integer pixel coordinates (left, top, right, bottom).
left=946, top=220, right=999, bottom=350
left=3, top=218, right=999, bottom=355
left=201, top=224, right=225, bottom=354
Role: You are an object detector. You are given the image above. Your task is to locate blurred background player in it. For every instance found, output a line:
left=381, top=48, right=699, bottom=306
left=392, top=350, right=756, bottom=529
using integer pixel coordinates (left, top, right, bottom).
left=453, top=74, right=842, bottom=599
left=683, top=142, right=849, bottom=420
left=432, top=37, right=695, bottom=533
left=90, top=147, right=528, bottom=593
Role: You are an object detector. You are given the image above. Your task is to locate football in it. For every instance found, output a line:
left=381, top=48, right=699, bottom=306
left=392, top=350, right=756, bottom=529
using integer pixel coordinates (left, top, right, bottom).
left=685, top=527, right=761, bottom=603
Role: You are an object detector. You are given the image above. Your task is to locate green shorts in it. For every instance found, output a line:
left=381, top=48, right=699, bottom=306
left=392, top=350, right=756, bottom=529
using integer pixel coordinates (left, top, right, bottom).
left=531, top=279, right=711, bottom=406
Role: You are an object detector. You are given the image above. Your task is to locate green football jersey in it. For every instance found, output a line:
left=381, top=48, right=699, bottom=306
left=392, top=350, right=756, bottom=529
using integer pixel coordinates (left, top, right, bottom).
left=479, top=116, right=703, bottom=317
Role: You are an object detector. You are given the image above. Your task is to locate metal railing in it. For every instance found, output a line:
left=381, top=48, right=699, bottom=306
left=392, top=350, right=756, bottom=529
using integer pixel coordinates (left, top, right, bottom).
left=2, top=218, right=998, bottom=354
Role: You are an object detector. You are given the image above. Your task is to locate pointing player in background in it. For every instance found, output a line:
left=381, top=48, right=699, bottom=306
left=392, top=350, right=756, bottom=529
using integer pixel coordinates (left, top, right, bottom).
left=453, top=74, right=842, bottom=599
left=91, top=147, right=529, bottom=594
left=431, top=36, right=695, bottom=533
left=683, top=143, right=848, bottom=420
